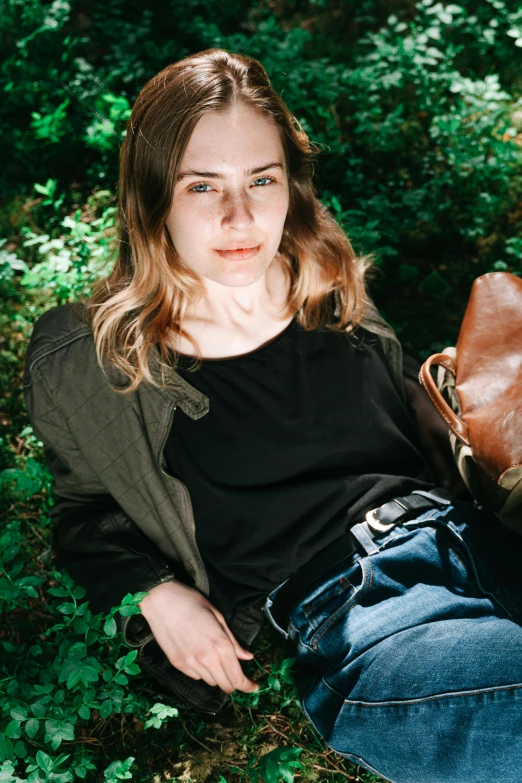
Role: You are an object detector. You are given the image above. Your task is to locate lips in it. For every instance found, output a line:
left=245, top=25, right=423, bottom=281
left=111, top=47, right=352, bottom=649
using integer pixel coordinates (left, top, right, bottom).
left=215, top=245, right=261, bottom=260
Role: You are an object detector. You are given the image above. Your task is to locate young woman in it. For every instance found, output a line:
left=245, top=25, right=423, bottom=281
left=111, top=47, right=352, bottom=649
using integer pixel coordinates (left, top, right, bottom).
left=24, top=48, right=522, bottom=783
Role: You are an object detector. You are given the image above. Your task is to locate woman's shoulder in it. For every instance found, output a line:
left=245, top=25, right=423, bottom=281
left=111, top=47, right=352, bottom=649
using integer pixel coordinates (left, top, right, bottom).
left=22, top=301, right=127, bottom=403
left=25, top=302, right=93, bottom=373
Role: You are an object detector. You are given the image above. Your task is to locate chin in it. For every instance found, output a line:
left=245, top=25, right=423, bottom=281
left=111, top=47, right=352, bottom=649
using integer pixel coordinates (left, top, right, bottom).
left=212, top=266, right=270, bottom=287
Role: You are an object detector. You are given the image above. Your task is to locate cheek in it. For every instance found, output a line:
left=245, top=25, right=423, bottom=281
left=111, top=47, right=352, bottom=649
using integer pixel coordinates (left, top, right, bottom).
left=262, top=192, right=289, bottom=228
left=170, top=201, right=219, bottom=238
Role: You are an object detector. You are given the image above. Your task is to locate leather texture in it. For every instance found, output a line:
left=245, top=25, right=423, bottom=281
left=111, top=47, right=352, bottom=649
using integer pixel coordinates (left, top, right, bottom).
left=419, top=273, right=522, bottom=532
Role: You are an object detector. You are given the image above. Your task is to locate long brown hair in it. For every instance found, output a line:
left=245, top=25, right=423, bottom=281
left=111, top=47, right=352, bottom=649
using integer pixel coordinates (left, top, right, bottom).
left=78, top=48, right=373, bottom=394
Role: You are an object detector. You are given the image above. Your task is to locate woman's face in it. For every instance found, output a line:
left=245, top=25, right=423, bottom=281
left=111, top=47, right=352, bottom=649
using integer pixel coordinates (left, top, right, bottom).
left=166, top=103, right=290, bottom=289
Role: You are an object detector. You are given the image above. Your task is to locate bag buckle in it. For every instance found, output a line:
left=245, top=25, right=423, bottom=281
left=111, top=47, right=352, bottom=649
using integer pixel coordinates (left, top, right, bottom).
left=365, top=507, right=398, bottom=533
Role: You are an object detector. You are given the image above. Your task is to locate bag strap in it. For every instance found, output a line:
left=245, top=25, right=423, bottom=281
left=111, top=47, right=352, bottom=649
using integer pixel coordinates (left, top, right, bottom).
left=418, top=353, right=470, bottom=446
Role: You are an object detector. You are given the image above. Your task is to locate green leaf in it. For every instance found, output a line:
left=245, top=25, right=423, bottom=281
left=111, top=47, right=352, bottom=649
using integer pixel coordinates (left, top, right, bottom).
left=268, top=675, right=281, bottom=691
left=74, top=760, right=96, bottom=779
left=0, top=761, right=16, bottom=783
left=144, top=703, right=178, bottom=729
left=48, top=587, right=70, bottom=598
left=279, top=767, right=294, bottom=783
left=31, top=703, right=46, bottom=718
left=56, top=602, right=75, bottom=615
left=103, top=756, right=135, bottom=781
left=10, top=707, right=27, bottom=721
left=25, top=719, right=39, bottom=739
left=113, top=673, right=128, bottom=686
left=121, top=592, right=148, bottom=605
left=51, top=773, right=73, bottom=783
left=44, top=720, right=75, bottom=749
left=103, top=617, right=117, bottom=636
left=78, top=706, right=90, bottom=720
left=117, top=605, right=141, bottom=617
left=13, top=741, right=27, bottom=759
left=72, top=617, right=88, bottom=634
left=4, top=721, right=21, bottom=740
left=100, top=700, right=113, bottom=719
left=116, top=651, right=137, bottom=670
left=0, top=735, right=14, bottom=763
left=257, top=747, right=304, bottom=783
left=36, top=751, right=54, bottom=773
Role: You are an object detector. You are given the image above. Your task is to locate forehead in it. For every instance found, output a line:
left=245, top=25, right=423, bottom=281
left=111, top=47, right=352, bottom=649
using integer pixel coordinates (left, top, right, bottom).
left=179, top=104, right=285, bottom=172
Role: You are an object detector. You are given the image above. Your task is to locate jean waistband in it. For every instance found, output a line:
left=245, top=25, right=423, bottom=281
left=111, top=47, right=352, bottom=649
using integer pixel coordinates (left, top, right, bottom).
left=263, top=488, right=452, bottom=636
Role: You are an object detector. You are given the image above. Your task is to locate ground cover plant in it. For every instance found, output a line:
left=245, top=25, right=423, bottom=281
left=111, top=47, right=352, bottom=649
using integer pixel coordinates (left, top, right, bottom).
left=1, top=0, right=522, bottom=780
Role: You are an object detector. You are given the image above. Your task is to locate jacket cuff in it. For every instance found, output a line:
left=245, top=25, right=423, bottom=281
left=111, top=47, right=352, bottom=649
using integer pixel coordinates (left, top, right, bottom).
left=120, top=571, right=177, bottom=648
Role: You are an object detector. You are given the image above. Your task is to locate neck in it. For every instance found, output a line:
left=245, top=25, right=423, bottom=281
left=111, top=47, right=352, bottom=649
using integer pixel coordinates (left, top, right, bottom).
left=188, top=255, right=291, bottom=330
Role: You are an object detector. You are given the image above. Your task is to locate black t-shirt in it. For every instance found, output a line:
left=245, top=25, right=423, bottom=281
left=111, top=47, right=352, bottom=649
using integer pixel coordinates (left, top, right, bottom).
left=164, top=317, right=435, bottom=609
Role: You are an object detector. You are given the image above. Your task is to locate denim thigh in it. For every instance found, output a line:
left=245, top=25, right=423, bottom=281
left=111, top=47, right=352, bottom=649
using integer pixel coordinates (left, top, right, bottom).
left=266, top=502, right=522, bottom=783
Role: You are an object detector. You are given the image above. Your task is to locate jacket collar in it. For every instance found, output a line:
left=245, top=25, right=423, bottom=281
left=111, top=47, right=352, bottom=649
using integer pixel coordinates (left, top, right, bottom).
left=84, top=292, right=399, bottom=422
left=147, top=343, right=209, bottom=420
left=70, top=300, right=209, bottom=420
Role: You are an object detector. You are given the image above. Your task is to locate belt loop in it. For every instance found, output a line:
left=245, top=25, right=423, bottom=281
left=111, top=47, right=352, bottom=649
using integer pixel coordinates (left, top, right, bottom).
left=351, top=520, right=380, bottom=555
left=263, top=592, right=290, bottom=641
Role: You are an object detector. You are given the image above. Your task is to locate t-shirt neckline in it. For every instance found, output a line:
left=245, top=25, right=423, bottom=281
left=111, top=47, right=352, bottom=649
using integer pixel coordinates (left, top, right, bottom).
left=175, top=315, right=298, bottom=368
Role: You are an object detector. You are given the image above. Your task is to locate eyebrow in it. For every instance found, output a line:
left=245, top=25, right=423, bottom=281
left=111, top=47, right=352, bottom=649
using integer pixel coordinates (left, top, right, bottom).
left=176, top=162, right=284, bottom=183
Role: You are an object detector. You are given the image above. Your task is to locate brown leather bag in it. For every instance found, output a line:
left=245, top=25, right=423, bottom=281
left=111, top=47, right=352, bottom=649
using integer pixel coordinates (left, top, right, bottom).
left=419, top=272, right=522, bottom=534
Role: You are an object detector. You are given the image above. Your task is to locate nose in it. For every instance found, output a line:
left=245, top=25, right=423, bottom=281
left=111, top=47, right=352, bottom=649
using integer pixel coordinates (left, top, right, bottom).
left=221, top=191, right=255, bottom=232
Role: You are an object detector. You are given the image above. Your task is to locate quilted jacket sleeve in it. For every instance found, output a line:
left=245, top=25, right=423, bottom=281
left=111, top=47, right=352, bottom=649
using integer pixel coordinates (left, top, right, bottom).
left=23, top=355, right=182, bottom=647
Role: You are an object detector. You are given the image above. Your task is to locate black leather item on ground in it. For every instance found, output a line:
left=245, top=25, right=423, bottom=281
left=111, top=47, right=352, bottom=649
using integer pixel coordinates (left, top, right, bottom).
left=268, top=489, right=452, bottom=632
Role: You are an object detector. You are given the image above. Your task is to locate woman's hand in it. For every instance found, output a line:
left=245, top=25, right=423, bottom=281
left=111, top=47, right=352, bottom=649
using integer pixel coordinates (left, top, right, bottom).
left=138, top=580, right=259, bottom=694
left=404, top=376, right=469, bottom=499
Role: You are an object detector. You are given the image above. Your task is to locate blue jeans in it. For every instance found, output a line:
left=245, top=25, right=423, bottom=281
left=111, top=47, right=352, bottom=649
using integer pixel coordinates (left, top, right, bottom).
left=263, top=500, right=522, bottom=783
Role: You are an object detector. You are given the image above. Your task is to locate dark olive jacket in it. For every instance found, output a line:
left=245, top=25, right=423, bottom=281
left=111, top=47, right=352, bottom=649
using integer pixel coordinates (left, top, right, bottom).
left=23, top=297, right=417, bottom=715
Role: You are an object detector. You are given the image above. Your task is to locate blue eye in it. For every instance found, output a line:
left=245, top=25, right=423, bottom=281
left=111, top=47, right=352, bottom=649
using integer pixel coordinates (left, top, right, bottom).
left=252, top=177, right=274, bottom=186
left=189, top=177, right=275, bottom=193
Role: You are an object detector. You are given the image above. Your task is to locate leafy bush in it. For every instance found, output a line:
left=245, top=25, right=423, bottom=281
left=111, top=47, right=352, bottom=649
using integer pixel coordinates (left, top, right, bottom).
left=2, top=0, right=522, bottom=780
left=0, top=474, right=175, bottom=781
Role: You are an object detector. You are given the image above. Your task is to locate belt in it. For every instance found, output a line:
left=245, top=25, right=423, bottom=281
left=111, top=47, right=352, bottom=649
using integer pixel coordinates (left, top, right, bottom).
left=268, top=488, right=452, bottom=631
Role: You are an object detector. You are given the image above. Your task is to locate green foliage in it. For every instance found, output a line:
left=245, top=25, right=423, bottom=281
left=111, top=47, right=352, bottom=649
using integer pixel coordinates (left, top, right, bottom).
left=231, top=747, right=304, bottom=783
left=2, top=1, right=522, bottom=781
left=18, top=185, right=117, bottom=303
left=143, top=703, right=179, bottom=730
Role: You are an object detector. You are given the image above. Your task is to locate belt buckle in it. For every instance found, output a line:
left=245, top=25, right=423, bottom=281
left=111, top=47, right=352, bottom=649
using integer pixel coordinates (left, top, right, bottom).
left=365, top=507, right=399, bottom=533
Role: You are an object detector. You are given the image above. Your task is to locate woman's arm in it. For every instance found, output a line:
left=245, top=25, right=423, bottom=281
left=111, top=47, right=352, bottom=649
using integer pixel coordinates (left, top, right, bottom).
left=23, top=360, right=258, bottom=693
left=51, top=499, right=180, bottom=645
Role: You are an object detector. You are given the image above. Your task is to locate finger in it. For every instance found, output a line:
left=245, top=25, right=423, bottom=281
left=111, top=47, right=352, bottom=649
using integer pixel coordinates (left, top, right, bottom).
left=183, top=664, right=217, bottom=687
left=212, top=610, right=253, bottom=657
left=218, top=646, right=258, bottom=693
left=200, top=643, right=257, bottom=694
left=183, top=667, right=202, bottom=681
left=198, top=660, right=238, bottom=694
